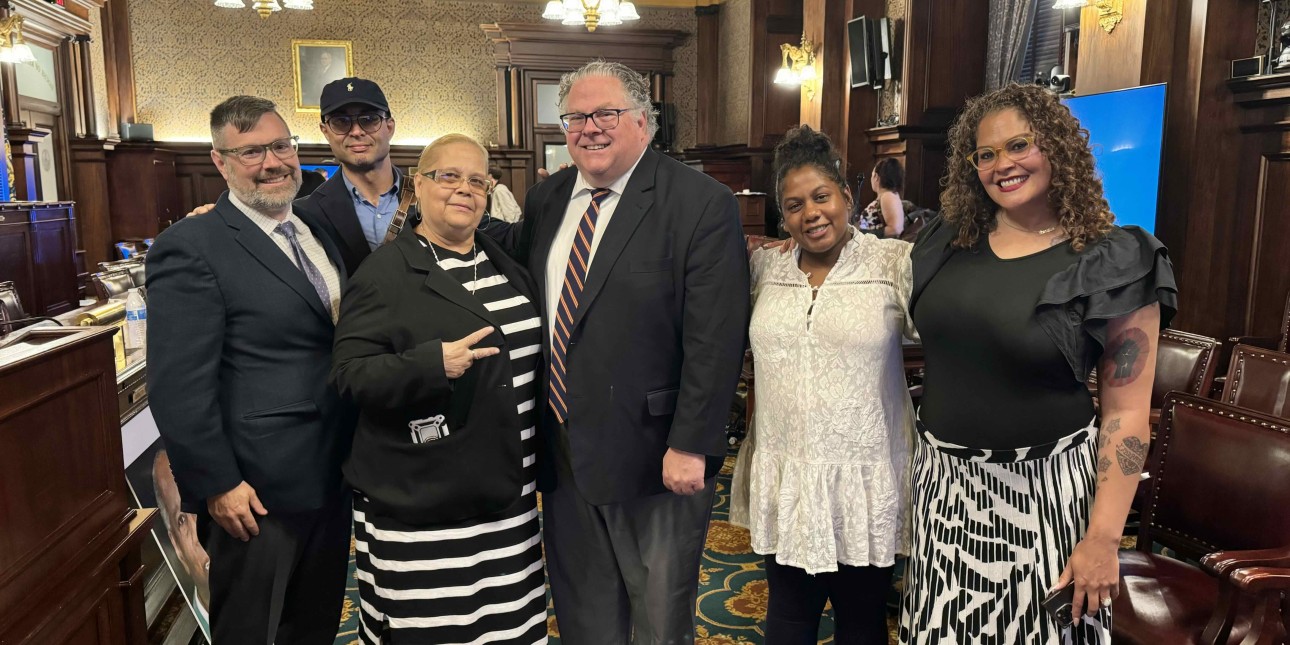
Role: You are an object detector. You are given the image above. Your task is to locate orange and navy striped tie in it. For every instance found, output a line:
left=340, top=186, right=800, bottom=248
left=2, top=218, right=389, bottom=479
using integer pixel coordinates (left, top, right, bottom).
left=549, top=188, right=613, bottom=423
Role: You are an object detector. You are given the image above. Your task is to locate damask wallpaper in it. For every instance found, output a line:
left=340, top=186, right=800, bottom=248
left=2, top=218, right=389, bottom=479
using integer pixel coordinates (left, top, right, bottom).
left=716, top=0, right=750, bottom=145
left=88, top=8, right=110, bottom=137
left=126, top=0, right=697, bottom=149
left=877, top=0, right=902, bottom=127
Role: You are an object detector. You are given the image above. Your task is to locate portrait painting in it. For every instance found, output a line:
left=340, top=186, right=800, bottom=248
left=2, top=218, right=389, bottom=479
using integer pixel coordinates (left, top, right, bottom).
left=292, top=39, right=354, bottom=112
left=125, top=436, right=212, bottom=641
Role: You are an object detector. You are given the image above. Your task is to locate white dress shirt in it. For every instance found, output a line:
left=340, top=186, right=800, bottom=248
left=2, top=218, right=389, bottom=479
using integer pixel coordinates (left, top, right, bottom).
left=545, top=149, right=647, bottom=345
left=229, top=192, right=342, bottom=322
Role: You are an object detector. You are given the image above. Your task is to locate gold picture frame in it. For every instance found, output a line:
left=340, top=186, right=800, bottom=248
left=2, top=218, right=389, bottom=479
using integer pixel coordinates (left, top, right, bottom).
left=291, top=39, right=354, bottom=113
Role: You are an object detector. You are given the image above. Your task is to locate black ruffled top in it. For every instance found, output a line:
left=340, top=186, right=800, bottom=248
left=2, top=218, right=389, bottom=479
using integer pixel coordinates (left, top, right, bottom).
left=911, top=215, right=1178, bottom=385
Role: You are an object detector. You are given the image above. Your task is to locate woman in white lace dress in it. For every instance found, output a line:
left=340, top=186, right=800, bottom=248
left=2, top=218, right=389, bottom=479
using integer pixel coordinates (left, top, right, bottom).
left=745, top=125, right=916, bottom=644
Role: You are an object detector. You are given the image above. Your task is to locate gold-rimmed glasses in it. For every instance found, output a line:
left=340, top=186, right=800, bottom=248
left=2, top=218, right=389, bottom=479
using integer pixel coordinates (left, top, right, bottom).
left=968, top=134, right=1037, bottom=171
left=419, top=169, right=495, bottom=196
left=216, top=136, right=300, bottom=167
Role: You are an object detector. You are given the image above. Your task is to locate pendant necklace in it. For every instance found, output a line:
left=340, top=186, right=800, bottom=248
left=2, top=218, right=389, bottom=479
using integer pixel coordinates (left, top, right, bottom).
left=999, top=212, right=1058, bottom=236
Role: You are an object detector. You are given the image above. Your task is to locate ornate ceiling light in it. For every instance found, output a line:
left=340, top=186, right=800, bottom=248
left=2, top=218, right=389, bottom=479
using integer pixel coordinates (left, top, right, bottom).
left=214, top=0, right=312, bottom=19
left=542, top=0, right=640, bottom=32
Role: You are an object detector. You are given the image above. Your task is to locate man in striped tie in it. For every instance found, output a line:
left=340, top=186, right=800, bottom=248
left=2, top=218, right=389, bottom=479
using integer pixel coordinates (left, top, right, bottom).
left=509, top=61, right=750, bottom=644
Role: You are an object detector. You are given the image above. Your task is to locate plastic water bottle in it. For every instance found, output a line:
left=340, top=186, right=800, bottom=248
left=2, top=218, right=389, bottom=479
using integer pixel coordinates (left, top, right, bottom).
left=124, top=288, right=147, bottom=351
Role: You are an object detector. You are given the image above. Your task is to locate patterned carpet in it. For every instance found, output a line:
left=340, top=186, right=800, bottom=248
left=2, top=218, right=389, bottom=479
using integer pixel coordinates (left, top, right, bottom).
left=331, top=450, right=880, bottom=645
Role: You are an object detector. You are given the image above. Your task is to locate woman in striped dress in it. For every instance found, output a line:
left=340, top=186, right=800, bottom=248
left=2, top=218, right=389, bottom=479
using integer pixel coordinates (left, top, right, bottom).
left=332, top=134, right=547, bottom=645
left=900, top=84, right=1177, bottom=644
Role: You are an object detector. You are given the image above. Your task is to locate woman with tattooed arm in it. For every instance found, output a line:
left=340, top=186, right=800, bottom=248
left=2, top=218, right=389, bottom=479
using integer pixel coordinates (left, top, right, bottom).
left=899, top=83, right=1177, bottom=645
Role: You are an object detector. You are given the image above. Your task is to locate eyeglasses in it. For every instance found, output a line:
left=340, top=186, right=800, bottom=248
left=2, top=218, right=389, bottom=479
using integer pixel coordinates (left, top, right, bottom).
left=559, top=107, right=640, bottom=133
left=968, top=134, right=1037, bottom=171
left=419, top=169, right=495, bottom=196
left=322, top=113, right=388, bottom=136
left=217, top=136, right=300, bottom=167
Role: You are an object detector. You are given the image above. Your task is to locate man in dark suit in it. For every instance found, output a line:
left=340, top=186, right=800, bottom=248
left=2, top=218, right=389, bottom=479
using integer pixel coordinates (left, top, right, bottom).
left=514, top=61, right=749, bottom=644
left=146, top=95, right=353, bottom=644
left=294, top=77, right=400, bottom=276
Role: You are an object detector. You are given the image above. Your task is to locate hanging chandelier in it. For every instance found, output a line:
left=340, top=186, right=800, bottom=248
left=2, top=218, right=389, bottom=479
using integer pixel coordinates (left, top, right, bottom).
left=214, top=0, right=313, bottom=19
left=542, top=0, right=640, bottom=32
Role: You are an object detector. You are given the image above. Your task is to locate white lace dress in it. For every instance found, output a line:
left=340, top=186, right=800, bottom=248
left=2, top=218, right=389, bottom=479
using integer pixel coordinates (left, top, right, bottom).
left=744, top=229, right=916, bottom=574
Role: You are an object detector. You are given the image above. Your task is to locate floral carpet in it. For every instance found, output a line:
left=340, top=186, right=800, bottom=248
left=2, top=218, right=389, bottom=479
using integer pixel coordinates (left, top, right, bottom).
left=332, top=451, right=871, bottom=645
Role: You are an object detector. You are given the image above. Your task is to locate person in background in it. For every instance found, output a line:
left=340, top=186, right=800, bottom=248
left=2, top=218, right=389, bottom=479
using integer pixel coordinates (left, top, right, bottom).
left=744, top=124, right=914, bottom=644
left=900, top=82, right=1177, bottom=644
left=296, top=168, right=326, bottom=198
left=147, top=95, right=353, bottom=644
left=853, top=158, right=906, bottom=239
left=331, top=134, right=547, bottom=645
left=487, top=166, right=524, bottom=222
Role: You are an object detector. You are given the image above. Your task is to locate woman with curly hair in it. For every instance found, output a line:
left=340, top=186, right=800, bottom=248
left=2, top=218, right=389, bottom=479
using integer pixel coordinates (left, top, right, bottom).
left=899, top=83, right=1177, bottom=644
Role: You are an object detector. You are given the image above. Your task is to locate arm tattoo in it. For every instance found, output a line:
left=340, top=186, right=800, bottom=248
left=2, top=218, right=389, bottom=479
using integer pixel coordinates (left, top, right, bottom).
left=1103, top=328, right=1150, bottom=387
left=1116, top=436, right=1148, bottom=476
left=1098, top=455, right=1111, bottom=476
left=1097, top=418, right=1121, bottom=452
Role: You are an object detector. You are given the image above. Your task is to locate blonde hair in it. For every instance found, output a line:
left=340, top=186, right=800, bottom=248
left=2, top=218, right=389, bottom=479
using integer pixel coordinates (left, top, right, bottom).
left=415, top=133, right=489, bottom=174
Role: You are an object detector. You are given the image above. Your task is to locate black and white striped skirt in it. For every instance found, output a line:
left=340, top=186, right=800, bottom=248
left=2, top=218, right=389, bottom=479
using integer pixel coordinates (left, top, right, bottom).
left=899, top=419, right=1111, bottom=645
left=352, top=492, right=548, bottom=645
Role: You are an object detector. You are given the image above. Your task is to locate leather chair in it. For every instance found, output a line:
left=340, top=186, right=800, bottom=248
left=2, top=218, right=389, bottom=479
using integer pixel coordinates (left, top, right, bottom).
left=1115, top=392, right=1290, bottom=645
left=90, top=268, right=137, bottom=301
left=1220, top=344, right=1290, bottom=419
left=1213, top=291, right=1290, bottom=396
left=0, top=281, right=28, bottom=335
left=98, top=257, right=145, bottom=288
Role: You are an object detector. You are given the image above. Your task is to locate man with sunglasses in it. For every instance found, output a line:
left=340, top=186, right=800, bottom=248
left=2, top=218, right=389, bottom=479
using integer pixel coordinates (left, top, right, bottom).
left=146, top=95, right=354, bottom=644
left=294, top=77, right=400, bottom=276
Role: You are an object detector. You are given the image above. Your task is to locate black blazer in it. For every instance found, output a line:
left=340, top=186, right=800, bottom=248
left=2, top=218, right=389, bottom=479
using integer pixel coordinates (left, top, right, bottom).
left=332, top=227, right=538, bottom=526
left=512, top=148, right=750, bottom=505
left=294, top=168, right=403, bottom=277
left=146, top=193, right=354, bottom=514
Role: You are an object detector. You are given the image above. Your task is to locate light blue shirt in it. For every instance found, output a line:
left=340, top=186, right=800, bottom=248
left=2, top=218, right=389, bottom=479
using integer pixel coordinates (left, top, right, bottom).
left=342, top=168, right=401, bottom=250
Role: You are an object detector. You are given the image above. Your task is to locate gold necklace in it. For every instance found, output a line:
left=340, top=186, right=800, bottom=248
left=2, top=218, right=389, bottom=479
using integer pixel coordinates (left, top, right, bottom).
left=998, top=213, right=1059, bottom=236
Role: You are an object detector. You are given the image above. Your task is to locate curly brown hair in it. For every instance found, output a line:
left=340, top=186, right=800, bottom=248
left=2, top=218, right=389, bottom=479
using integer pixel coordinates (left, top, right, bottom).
left=940, top=83, right=1114, bottom=251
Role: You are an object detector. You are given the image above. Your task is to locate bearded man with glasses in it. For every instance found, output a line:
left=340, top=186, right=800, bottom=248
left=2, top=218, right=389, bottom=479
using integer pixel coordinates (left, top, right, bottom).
left=146, top=95, right=355, bottom=644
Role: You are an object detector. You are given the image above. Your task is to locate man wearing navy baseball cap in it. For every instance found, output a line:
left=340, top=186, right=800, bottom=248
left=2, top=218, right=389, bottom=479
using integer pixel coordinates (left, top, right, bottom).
left=295, top=77, right=401, bottom=276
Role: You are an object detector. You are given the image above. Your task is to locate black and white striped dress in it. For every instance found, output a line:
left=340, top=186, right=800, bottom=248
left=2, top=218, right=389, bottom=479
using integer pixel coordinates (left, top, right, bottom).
left=353, top=241, right=548, bottom=645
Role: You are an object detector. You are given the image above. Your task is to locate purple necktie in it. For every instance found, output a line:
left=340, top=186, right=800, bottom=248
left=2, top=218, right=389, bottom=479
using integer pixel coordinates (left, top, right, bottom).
left=275, top=221, right=332, bottom=317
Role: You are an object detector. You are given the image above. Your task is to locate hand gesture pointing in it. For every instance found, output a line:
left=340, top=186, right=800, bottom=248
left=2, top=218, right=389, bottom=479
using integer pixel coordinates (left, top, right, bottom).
left=442, top=327, right=500, bottom=378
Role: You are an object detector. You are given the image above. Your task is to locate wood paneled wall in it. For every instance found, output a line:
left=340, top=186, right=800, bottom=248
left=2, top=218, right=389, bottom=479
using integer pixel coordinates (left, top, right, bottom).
left=1074, top=0, right=1285, bottom=340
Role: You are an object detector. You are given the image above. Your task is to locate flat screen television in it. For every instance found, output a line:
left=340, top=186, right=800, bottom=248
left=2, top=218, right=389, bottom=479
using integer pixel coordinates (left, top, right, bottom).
left=301, top=163, right=340, bottom=181
left=1061, top=83, right=1167, bottom=234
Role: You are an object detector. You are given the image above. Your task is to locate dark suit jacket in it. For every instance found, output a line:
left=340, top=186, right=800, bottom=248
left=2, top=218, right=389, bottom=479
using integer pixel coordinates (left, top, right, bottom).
left=294, top=168, right=403, bottom=277
left=510, top=148, right=750, bottom=505
left=331, top=228, right=538, bottom=525
left=145, top=193, right=354, bottom=514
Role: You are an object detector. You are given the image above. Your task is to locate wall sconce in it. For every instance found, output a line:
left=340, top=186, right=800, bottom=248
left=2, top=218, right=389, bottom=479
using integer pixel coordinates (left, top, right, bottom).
left=1050, top=0, right=1122, bottom=34
left=774, top=35, right=819, bottom=100
left=0, top=14, right=35, bottom=64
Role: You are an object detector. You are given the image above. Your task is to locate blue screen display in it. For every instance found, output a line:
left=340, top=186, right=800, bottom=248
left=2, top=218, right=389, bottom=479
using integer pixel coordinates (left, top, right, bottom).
left=301, top=164, right=340, bottom=180
left=1062, top=84, right=1166, bottom=234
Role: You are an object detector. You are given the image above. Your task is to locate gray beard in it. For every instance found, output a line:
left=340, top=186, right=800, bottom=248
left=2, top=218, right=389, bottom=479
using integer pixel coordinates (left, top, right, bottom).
left=235, top=176, right=301, bottom=215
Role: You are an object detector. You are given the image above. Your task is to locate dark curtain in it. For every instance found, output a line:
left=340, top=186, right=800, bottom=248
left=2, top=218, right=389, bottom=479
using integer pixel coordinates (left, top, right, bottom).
left=985, top=0, right=1040, bottom=90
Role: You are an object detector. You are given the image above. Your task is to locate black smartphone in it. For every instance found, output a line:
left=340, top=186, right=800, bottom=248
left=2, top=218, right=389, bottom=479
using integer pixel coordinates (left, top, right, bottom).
left=1042, top=584, right=1076, bottom=628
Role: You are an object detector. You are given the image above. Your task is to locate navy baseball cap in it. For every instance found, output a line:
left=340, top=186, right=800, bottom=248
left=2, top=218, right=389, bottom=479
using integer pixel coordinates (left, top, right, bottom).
left=320, top=77, right=391, bottom=118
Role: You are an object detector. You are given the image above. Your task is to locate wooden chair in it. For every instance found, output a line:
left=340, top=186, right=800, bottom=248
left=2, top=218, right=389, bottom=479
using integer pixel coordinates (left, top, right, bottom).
left=1115, top=392, right=1290, bottom=645
left=1213, top=291, right=1290, bottom=396
left=1220, top=344, right=1290, bottom=420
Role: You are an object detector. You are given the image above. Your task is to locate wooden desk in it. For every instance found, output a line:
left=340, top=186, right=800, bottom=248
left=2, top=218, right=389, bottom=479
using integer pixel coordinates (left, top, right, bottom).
left=0, top=326, right=155, bottom=645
